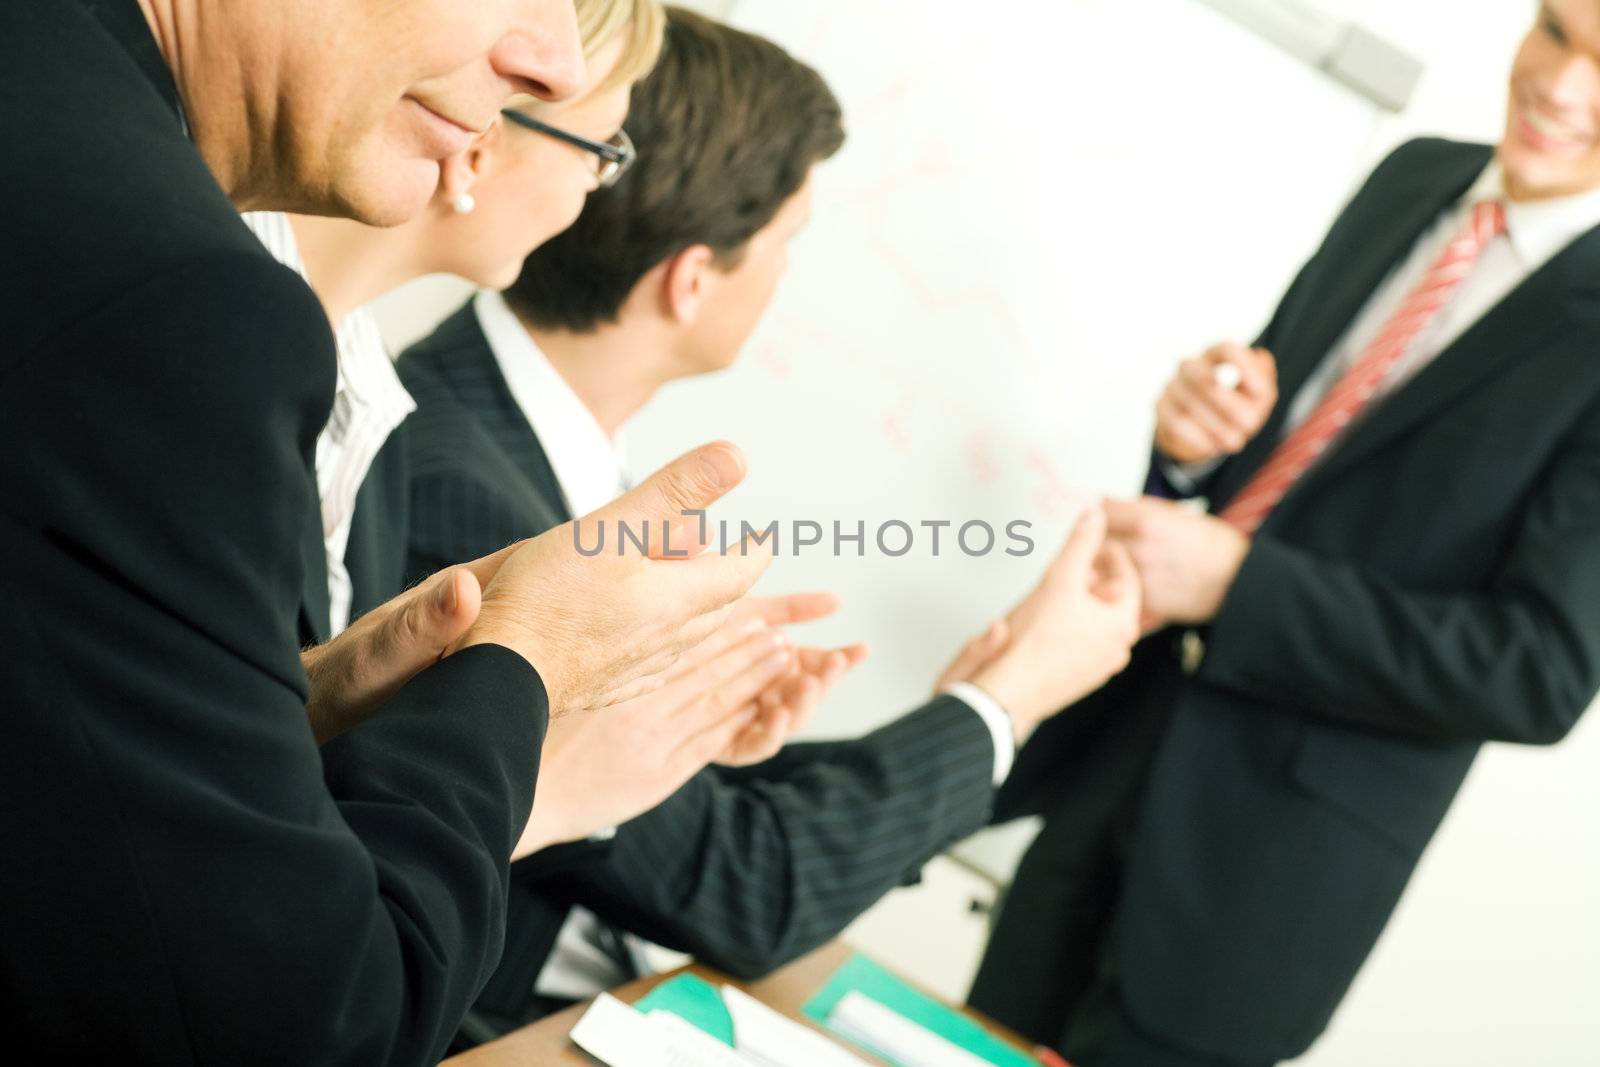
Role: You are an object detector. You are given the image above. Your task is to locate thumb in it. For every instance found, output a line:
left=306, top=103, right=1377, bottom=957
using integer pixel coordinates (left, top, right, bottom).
left=1093, top=540, right=1140, bottom=607
left=395, top=565, right=482, bottom=658
left=1048, top=505, right=1107, bottom=589
left=583, top=441, right=747, bottom=560
left=935, top=619, right=1008, bottom=691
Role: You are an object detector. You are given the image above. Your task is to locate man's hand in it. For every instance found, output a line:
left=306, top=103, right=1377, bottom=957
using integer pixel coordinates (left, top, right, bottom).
left=935, top=619, right=1010, bottom=692
left=1104, top=496, right=1250, bottom=631
left=656, top=592, right=868, bottom=767
left=958, top=507, right=1143, bottom=743
left=512, top=626, right=796, bottom=857
left=302, top=565, right=483, bottom=744
left=456, top=442, right=774, bottom=718
left=718, top=641, right=868, bottom=766
left=1155, top=341, right=1277, bottom=463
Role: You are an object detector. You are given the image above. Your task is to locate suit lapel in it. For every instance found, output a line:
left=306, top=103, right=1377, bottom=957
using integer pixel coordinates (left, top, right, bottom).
left=1212, top=145, right=1492, bottom=511
left=1271, top=228, right=1600, bottom=519
left=442, top=311, right=574, bottom=525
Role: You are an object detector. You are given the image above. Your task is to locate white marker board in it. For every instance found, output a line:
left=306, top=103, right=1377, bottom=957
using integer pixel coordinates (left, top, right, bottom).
left=624, top=0, right=1383, bottom=737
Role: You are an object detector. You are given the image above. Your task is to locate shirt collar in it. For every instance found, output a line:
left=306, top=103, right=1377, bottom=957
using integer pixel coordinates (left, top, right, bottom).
left=474, top=290, right=628, bottom=518
left=1470, top=158, right=1600, bottom=270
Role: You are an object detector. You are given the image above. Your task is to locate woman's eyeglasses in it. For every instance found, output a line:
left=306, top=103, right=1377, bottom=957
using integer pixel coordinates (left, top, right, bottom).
left=500, top=109, right=636, bottom=189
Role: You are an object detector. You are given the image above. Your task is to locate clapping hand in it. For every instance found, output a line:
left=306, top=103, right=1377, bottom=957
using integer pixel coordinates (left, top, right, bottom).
left=514, top=592, right=867, bottom=857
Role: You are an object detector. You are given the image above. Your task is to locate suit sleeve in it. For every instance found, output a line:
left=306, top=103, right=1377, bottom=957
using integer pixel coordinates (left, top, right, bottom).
left=1200, top=392, right=1600, bottom=746
left=0, top=255, right=546, bottom=1065
left=539, top=695, right=996, bottom=978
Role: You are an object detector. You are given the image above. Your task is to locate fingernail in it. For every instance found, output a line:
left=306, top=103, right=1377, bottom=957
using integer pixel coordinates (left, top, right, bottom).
left=697, top=443, right=745, bottom=490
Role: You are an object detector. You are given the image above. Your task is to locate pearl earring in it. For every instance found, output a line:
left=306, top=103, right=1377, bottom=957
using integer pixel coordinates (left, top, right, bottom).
left=453, top=192, right=477, bottom=216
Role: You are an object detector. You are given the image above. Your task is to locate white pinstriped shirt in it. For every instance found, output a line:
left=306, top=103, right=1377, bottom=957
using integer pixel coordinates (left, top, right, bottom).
left=242, top=212, right=416, bottom=636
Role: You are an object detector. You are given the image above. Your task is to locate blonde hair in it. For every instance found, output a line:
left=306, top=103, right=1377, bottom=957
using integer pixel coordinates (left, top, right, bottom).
left=577, top=0, right=665, bottom=97
left=506, top=0, right=664, bottom=115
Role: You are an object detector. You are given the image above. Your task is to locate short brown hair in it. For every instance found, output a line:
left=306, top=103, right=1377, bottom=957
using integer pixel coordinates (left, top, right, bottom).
left=503, top=6, right=845, bottom=331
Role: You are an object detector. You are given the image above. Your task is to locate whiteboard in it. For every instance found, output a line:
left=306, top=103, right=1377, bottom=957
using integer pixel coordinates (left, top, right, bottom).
left=624, top=0, right=1384, bottom=738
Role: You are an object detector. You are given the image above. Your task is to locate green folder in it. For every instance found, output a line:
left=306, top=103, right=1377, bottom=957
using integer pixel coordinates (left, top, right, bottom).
left=633, top=974, right=736, bottom=1046
left=802, top=953, right=1038, bottom=1067
left=632, top=956, right=1035, bottom=1067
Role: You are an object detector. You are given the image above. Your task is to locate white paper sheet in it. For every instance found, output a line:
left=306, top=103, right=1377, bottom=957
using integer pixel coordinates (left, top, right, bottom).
left=569, top=992, right=756, bottom=1067
left=720, top=984, right=873, bottom=1067
left=827, top=991, right=997, bottom=1067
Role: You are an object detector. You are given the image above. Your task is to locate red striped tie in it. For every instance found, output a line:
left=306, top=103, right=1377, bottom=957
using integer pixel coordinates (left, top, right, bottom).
left=1219, top=199, right=1507, bottom=536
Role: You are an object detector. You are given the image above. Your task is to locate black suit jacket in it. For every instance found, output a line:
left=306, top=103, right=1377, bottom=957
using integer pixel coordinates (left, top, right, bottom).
left=975, top=139, right=1600, bottom=1061
left=1, top=3, right=548, bottom=1061
left=358, top=301, right=998, bottom=1030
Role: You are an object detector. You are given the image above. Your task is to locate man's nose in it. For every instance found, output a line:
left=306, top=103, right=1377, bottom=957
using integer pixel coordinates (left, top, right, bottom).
left=494, top=0, right=586, bottom=103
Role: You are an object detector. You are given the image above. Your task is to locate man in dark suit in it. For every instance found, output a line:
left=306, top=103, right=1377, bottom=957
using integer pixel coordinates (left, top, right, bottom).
left=0, top=0, right=786, bottom=1060
left=349, top=8, right=1144, bottom=1039
left=969, top=4, right=1600, bottom=1064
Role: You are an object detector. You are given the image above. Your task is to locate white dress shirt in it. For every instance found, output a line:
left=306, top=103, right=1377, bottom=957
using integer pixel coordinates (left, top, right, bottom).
left=473, top=288, right=1018, bottom=998
left=1168, top=159, right=1600, bottom=491
left=242, top=212, right=416, bottom=635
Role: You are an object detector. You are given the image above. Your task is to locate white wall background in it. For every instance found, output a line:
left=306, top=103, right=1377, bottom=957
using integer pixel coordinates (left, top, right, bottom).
left=372, top=2, right=1600, bottom=1063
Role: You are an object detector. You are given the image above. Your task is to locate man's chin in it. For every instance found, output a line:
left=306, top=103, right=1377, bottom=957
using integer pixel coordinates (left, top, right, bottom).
left=330, top=156, right=443, bottom=228
left=1499, top=142, right=1600, bottom=201
left=1506, top=166, right=1594, bottom=202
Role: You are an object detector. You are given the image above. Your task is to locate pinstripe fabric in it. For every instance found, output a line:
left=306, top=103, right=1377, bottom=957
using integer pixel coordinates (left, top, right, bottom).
left=543, top=695, right=997, bottom=978
left=393, top=301, right=999, bottom=1029
left=394, top=303, right=568, bottom=586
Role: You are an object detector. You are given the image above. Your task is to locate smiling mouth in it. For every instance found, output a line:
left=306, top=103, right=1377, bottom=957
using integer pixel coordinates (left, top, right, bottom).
left=404, top=96, right=489, bottom=158
left=1517, top=96, right=1594, bottom=149
left=411, top=98, right=486, bottom=137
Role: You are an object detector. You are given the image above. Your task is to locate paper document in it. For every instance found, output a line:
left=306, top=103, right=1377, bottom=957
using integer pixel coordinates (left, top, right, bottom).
left=720, top=984, right=873, bottom=1067
left=828, top=991, right=998, bottom=1067
left=570, top=992, right=756, bottom=1067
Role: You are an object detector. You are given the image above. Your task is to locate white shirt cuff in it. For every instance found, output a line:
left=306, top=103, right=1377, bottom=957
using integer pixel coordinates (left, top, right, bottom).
left=941, top=682, right=1016, bottom=786
left=1159, top=454, right=1225, bottom=496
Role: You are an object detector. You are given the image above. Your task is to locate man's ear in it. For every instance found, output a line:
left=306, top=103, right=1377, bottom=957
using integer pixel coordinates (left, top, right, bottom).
left=661, top=244, right=717, bottom=323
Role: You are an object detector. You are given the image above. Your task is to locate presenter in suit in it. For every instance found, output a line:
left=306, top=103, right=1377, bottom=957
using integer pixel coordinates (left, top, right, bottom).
left=0, top=1, right=782, bottom=1060
left=970, top=4, right=1600, bottom=1064
left=346, top=8, right=1143, bottom=1038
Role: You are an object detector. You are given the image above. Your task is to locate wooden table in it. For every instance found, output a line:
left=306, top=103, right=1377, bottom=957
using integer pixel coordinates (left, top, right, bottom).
left=443, top=941, right=1039, bottom=1066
